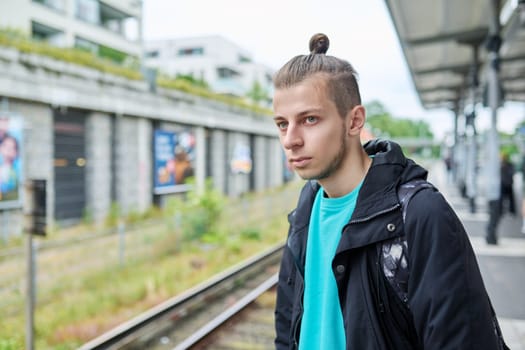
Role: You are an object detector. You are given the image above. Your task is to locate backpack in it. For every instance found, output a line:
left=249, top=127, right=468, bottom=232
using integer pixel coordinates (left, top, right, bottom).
left=381, top=179, right=434, bottom=303
left=380, top=179, right=509, bottom=349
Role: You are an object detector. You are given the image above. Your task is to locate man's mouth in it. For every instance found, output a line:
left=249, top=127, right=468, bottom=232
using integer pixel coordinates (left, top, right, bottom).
left=289, top=157, right=312, bottom=168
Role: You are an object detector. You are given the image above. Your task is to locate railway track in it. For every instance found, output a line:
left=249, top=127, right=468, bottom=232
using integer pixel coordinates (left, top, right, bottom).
left=174, top=275, right=277, bottom=350
left=188, top=281, right=277, bottom=350
left=78, top=243, right=283, bottom=350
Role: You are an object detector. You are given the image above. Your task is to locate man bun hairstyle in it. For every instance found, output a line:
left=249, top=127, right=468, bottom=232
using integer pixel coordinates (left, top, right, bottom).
left=309, top=33, right=329, bottom=54
left=273, top=33, right=361, bottom=118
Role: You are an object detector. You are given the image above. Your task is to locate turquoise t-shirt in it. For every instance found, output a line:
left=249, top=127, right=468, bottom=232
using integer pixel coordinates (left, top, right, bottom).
left=298, top=181, right=363, bottom=350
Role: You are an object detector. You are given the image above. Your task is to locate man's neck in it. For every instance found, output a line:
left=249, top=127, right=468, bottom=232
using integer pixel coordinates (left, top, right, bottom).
left=319, top=151, right=372, bottom=198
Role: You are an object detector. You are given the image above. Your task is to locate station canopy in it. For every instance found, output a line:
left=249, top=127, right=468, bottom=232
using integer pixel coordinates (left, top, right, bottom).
left=384, top=0, right=525, bottom=111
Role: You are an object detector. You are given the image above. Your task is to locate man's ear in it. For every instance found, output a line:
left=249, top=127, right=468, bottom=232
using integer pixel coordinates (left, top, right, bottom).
left=346, top=105, right=366, bottom=136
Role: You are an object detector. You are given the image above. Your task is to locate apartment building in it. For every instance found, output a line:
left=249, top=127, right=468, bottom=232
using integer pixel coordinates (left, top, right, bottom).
left=145, top=36, right=274, bottom=104
left=0, top=0, right=142, bottom=63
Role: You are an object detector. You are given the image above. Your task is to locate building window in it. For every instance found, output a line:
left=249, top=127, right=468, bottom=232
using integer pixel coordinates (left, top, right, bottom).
left=32, top=0, right=66, bottom=12
left=145, top=50, right=159, bottom=58
left=75, top=0, right=100, bottom=25
left=100, top=2, right=133, bottom=37
left=238, top=55, right=251, bottom=63
left=31, top=21, right=65, bottom=46
left=217, top=67, right=240, bottom=79
left=178, top=47, right=204, bottom=56
left=75, top=0, right=136, bottom=40
left=75, top=36, right=98, bottom=55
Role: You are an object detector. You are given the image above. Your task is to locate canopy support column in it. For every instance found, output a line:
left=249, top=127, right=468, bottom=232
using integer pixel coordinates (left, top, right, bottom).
left=485, top=0, right=502, bottom=244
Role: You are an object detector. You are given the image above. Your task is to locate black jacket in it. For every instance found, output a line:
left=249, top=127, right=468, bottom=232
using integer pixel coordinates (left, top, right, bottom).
left=275, top=139, right=502, bottom=349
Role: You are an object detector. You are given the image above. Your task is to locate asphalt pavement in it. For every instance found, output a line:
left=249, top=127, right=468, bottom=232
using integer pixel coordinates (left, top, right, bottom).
left=427, top=162, right=525, bottom=349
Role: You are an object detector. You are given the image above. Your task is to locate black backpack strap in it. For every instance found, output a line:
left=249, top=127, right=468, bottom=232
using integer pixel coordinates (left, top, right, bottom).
left=381, top=179, right=435, bottom=302
left=397, top=179, right=435, bottom=221
left=375, top=179, right=436, bottom=349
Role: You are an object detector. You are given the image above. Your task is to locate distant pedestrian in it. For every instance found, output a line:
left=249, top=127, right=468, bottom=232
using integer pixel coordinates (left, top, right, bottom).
left=521, top=155, right=525, bottom=234
left=444, top=154, right=453, bottom=183
left=500, top=153, right=516, bottom=216
left=487, top=152, right=517, bottom=244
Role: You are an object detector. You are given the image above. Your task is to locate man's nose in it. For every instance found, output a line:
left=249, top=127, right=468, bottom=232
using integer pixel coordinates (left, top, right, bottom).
left=282, top=125, right=303, bottom=150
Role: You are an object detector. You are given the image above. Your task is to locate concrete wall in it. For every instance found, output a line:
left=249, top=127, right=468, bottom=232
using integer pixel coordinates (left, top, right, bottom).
left=0, top=46, right=284, bottom=236
left=114, top=115, right=153, bottom=215
left=209, top=129, right=228, bottom=195
left=269, top=138, right=285, bottom=187
left=86, top=111, right=112, bottom=223
left=253, top=135, right=268, bottom=191
left=227, top=132, right=251, bottom=197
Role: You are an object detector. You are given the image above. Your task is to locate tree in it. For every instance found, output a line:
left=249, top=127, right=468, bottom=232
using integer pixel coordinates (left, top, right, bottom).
left=364, top=100, right=433, bottom=139
left=246, top=80, right=268, bottom=106
left=175, top=73, right=209, bottom=89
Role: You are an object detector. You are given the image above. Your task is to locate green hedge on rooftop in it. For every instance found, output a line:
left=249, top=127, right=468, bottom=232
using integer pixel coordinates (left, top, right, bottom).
left=0, top=28, right=272, bottom=116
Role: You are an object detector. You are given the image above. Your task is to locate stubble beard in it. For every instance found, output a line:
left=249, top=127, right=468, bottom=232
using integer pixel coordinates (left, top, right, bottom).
left=302, top=127, right=347, bottom=181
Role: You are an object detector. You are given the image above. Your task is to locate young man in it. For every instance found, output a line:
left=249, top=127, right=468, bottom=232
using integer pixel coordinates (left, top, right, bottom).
left=273, top=34, right=507, bottom=349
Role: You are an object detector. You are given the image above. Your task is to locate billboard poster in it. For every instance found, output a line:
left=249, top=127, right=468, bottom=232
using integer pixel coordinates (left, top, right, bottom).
left=230, top=142, right=252, bottom=174
left=153, top=129, right=195, bottom=194
left=0, top=112, right=23, bottom=208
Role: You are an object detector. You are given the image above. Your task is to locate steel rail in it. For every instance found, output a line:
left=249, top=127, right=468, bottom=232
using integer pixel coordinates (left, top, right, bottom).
left=172, top=272, right=278, bottom=350
left=78, top=242, right=284, bottom=350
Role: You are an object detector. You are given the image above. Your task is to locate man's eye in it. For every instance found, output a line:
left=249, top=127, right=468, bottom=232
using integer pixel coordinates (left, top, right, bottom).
left=305, top=116, right=318, bottom=124
left=276, top=122, right=288, bottom=130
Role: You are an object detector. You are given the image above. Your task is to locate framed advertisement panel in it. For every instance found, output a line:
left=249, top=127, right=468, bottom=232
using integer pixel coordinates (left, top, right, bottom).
left=0, top=111, right=23, bottom=209
left=153, top=129, right=195, bottom=194
left=230, top=142, right=252, bottom=174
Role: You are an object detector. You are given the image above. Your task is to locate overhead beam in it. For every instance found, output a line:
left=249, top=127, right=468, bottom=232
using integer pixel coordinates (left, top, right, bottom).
left=503, top=87, right=525, bottom=94
left=418, top=84, right=465, bottom=93
left=501, top=54, right=525, bottom=63
left=407, top=27, right=488, bottom=46
left=422, top=97, right=457, bottom=105
left=414, top=64, right=471, bottom=75
left=500, top=73, right=525, bottom=81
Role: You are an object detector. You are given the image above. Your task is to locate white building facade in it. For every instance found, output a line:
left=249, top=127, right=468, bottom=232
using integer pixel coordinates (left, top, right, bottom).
left=145, top=36, right=274, bottom=104
left=0, top=0, right=142, bottom=62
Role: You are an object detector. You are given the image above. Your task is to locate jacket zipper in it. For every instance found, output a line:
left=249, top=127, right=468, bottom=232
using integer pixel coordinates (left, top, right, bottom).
left=291, top=283, right=304, bottom=349
left=292, top=313, right=302, bottom=349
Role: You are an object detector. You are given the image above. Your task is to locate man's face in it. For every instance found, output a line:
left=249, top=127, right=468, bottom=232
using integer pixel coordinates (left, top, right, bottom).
left=273, top=77, right=348, bottom=181
left=1, top=137, right=17, bottom=162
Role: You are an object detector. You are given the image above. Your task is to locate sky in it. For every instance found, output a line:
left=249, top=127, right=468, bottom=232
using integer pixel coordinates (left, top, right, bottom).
left=142, top=0, right=525, bottom=140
